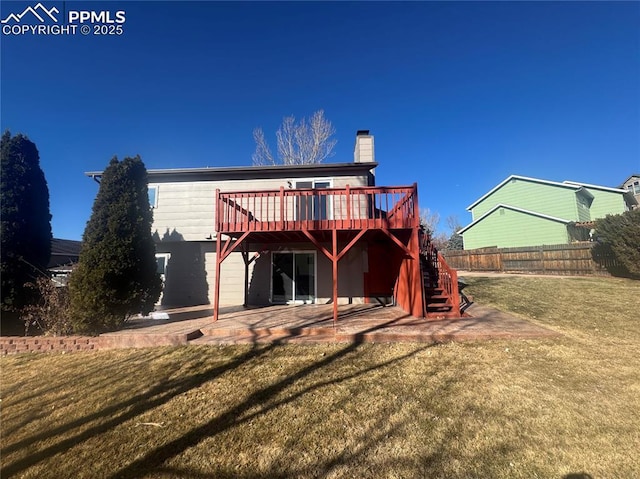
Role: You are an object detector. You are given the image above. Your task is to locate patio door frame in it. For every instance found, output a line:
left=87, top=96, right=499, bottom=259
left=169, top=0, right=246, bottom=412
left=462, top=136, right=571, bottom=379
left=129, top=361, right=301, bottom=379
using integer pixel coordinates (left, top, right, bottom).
left=270, top=250, right=318, bottom=304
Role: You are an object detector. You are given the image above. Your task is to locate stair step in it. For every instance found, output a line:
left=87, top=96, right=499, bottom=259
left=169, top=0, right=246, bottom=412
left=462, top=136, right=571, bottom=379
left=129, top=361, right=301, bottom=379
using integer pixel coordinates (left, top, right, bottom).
left=427, top=305, right=453, bottom=312
left=426, top=294, right=449, bottom=301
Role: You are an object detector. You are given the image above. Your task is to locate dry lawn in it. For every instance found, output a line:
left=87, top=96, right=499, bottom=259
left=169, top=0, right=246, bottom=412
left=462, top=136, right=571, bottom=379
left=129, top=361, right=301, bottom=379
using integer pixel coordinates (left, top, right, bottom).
left=1, top=275, right=639, bottom=478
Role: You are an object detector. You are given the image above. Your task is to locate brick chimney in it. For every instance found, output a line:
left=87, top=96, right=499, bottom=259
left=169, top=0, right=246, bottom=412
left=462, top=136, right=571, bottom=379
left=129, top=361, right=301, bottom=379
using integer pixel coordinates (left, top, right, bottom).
left=354, top=130, right=374, bottom=163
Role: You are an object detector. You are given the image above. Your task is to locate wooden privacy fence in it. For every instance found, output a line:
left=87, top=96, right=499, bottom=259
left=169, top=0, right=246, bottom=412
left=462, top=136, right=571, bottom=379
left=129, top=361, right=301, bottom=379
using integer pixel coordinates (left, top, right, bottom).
left=443, top=243, right=621, bottom=276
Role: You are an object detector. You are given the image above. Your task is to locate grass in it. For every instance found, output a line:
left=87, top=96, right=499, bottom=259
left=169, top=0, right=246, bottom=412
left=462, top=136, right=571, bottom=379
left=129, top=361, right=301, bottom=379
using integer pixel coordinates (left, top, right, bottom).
left=1, top=275, right=639, bottom=478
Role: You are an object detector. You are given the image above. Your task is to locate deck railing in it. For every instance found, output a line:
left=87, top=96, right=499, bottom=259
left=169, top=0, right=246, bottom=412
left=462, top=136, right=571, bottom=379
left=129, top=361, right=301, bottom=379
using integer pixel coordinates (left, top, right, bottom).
left=216, top=185, right=418, bottom=233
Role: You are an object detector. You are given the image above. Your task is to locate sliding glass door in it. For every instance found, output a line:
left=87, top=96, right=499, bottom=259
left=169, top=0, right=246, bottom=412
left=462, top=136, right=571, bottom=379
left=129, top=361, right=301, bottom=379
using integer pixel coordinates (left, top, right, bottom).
left=271, top=252, right=316, bottom=304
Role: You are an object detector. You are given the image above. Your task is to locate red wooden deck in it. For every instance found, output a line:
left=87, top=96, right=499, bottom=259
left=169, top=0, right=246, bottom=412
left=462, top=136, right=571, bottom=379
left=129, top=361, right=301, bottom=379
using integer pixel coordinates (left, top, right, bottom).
left=212, top=183, right=457, bottom=324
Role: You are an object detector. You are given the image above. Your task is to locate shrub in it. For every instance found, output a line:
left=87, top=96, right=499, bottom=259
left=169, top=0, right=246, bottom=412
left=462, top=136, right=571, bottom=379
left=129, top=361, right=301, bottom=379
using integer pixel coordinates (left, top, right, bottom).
left=1, top=131, right=52, bottom=311
left=593, top=209, right=640, bottom=278
left=69, top=156, right=162, bottom=333
left=21, top=276, right=73, bottom=336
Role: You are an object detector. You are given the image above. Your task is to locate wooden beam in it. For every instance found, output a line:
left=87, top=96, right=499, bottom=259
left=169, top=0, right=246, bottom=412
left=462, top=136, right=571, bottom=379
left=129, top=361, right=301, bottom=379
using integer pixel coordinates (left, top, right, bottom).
left=219, top=230, right=251, bottom=262
left=336, top=229, right=368, bottom=262
left=301, top=228, right=334, bottom=260
left=380, top=227, right=412, bottom=257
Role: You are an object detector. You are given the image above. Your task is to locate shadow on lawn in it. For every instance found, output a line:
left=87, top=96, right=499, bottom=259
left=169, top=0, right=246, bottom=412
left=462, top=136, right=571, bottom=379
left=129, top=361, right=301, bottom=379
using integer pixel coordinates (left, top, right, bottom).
left=107, top=334, right=426, bottom=478
left=1, top=343, right=278, bottom=477
left=109, top=343, right=516, bottom=478
left=3, top=314, right=517, bottom=478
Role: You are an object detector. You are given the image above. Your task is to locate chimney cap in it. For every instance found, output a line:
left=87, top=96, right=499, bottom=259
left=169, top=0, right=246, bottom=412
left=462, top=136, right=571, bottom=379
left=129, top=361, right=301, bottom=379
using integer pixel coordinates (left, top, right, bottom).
left=356, top=130, right=370, bottom=136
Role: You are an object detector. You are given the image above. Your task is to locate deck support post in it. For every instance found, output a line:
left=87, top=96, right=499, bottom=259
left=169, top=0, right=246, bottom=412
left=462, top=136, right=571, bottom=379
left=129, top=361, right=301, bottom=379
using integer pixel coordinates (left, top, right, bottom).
left=332, top=228, right=338, bottom=325
left=214, top=231, right=252, bottom=321
left=214, top=233, right=222, bottom=322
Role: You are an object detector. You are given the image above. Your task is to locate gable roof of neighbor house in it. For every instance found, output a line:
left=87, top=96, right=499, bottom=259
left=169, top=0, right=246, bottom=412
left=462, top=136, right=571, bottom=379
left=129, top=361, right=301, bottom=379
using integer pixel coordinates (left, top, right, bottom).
left=465, top=175, right=592, bottom=211
left=86, top=162, right=379, bottom=183
left=619, top=174, right=640, bottom=187
left=458, top=203, right=571, bottom=234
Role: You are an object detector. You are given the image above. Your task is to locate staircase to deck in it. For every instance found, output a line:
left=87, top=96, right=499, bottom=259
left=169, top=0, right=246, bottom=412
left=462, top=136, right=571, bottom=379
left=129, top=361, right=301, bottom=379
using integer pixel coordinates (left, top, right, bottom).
left=421, top=236, right=462, bottom=319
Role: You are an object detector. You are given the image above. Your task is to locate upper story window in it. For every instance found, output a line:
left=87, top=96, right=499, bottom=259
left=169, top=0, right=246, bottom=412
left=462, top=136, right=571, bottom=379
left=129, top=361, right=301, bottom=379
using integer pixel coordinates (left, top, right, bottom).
left=628, top=181, right=640, bottom=195
left=148, top=185, right=158, bottom=208
left=295, top=180, right=331, bottom=220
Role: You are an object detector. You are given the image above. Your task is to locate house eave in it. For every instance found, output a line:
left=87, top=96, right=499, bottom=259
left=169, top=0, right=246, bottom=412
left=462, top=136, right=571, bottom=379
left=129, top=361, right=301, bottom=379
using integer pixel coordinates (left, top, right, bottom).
left=563, top=180, right=629, bottom=194
left=86, top=162, right=379, bottom=182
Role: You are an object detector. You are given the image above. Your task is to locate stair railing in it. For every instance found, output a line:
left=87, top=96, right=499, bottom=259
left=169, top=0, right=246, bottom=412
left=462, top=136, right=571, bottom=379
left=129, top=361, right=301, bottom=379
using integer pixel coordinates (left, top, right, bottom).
left=420, top=232, right=461, bottom=316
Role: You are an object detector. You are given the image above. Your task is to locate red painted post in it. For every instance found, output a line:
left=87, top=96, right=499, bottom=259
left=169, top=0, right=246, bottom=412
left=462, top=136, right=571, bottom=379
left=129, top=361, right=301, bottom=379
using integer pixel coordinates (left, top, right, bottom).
left=410, top=185, right=424, bottom=317
left=214, top=233, right=222, bottom=322
left=412, top=183, right=419, bottom=227
left=215, top=188, right=220, bottom=232
left=332, top=228, right=338, bottom=325
left=279, top=186, right=284, bottom=230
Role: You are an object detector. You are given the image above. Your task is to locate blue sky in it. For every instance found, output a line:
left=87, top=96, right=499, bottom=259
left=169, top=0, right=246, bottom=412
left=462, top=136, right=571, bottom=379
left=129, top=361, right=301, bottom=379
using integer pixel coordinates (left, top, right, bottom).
left=2, top=1, right=639, bottom=240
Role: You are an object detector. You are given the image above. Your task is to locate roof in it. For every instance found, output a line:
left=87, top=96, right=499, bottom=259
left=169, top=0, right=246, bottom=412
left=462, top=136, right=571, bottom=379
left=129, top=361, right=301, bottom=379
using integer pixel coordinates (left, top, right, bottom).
left=51, top=238, right=81, bottom=256
left=86, top=161, right=379, bottom=182
left=48, top=238, right=82, bottom=269
left=619, top=174, right=640, bottom=187
left=562, top=180, right=629, bottom=194
left=466, top=175, right=584, bottom=211
left=459, top=204, right=571, bottom=234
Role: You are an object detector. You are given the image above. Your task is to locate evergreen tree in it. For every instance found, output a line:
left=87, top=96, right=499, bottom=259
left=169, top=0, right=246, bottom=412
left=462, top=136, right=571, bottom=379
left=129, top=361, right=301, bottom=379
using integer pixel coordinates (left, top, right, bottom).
left=592, top=209, right=640, bottom=278
left=69, top=156, right=162, bottom=332
left=446, top=232, right=464, bottom=250
left=1, top=131, right=52, bottom=310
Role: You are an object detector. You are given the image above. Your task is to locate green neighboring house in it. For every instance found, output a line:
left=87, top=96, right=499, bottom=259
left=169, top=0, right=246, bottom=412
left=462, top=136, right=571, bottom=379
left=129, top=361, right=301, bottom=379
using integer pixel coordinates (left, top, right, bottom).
left=460, top=175, right=637, bottom=250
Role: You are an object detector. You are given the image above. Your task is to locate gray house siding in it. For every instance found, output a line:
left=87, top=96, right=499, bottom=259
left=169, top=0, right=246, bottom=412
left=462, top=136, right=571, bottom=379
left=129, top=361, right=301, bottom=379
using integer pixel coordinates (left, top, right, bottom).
left=146, top=163, right=376, bottom=308
left=150, top=173, right=372, bottom=243
left=154, top=235, right=368, bottom=308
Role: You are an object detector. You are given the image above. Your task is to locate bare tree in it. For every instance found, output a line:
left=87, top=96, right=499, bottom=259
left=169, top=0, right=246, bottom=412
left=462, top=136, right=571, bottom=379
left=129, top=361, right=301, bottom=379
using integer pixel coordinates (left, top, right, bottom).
left=252, top=110, right=337, bottom=165
left=420, top=207, right=440, bottom=234
left=446, top=215, right=462, bottom=234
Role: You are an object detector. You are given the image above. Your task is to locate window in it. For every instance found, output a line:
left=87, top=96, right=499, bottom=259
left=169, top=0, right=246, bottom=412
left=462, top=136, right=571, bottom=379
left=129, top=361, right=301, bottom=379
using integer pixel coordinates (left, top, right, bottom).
left=295, top=180, right=331, bottom=220
left=148, top=185, right=158, bottom=208
left=632, top=181, right=640, bottom=195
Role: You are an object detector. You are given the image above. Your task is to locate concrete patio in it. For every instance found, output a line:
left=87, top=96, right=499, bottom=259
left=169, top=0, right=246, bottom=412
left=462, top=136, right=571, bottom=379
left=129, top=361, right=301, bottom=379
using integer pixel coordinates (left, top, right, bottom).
left=99, top=302, right=560, bottom=349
